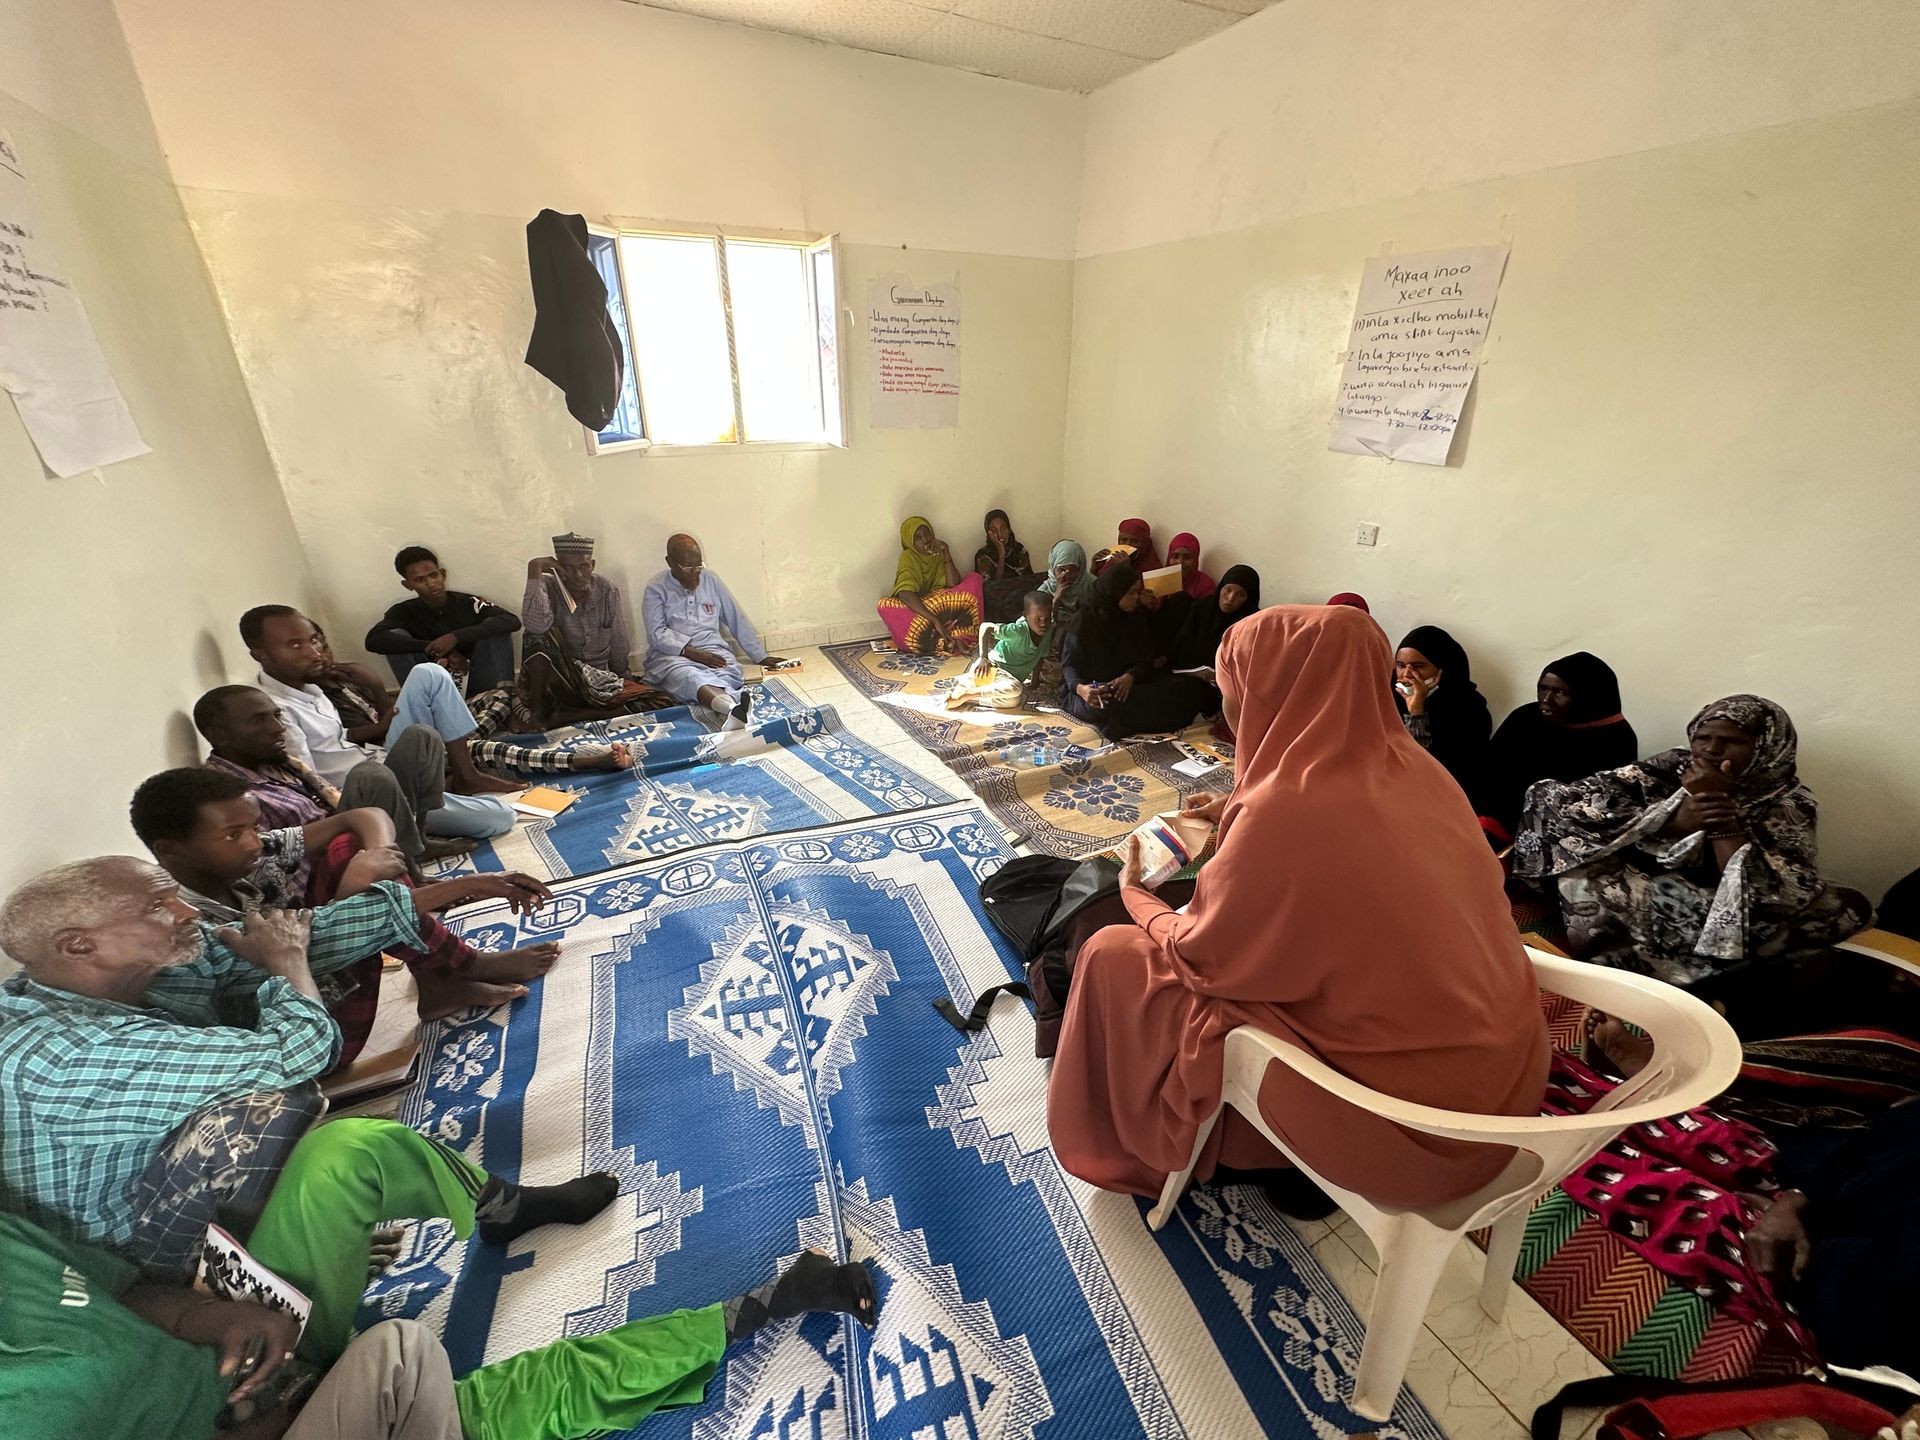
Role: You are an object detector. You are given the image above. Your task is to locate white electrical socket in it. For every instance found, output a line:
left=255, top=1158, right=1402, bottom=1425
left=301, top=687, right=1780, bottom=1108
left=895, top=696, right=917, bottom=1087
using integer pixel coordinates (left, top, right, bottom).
left=1355, top=523, right=1380, bottom=547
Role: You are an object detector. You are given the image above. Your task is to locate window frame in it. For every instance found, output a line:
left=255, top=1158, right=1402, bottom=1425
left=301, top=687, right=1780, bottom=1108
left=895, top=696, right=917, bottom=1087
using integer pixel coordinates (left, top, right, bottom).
left=583, top=220, right=847, bottom=457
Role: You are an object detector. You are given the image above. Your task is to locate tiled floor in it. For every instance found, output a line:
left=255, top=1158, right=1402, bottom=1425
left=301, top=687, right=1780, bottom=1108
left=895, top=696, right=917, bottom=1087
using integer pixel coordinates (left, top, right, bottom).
left=768, top=645, right=1652, bottom=1440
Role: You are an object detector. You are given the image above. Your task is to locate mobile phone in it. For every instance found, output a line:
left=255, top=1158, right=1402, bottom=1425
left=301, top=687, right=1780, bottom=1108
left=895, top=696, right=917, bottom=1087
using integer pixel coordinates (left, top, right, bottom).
left=233, top=1333, right=269, bottom=1385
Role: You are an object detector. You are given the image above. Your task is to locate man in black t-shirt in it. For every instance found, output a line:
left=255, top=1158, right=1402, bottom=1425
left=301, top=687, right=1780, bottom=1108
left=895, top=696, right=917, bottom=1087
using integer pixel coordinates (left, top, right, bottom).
left=364, top=545, right=521, bottom=692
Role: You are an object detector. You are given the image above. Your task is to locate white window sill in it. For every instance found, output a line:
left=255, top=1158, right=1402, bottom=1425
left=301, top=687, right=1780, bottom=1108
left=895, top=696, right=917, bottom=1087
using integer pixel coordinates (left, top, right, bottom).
left=589, top=437, right=846, bottom=458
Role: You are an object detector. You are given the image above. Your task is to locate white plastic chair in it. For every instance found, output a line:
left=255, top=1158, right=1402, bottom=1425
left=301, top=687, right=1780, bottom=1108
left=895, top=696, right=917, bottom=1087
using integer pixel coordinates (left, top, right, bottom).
left=1146, top=947, right=1743, bottom=1422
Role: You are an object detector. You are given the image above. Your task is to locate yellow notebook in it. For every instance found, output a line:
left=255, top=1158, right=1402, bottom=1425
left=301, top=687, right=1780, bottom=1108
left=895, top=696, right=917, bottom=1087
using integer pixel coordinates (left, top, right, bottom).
left=1142, top=564, right=1184, bottom=598
left=512, top=786, right=578, bottom=819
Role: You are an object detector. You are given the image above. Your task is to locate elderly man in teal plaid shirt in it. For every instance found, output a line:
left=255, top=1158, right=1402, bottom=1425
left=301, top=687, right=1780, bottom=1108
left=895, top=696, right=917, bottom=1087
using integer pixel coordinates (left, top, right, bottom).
left=0, top=855, right=423, bottom=1271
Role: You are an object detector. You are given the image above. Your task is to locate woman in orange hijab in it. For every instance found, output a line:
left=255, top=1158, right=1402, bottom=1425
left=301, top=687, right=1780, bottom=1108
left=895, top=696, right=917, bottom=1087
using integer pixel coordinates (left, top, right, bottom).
left=1047, top=604, right=1549, bottom=1212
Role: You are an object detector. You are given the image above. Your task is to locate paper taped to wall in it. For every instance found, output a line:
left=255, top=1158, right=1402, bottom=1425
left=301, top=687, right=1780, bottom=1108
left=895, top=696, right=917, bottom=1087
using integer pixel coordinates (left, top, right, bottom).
left=1328, top=244, right=1508, bottom=467
left=868, top=273, right=960, bottom=428
left=0, top=129, right=149, bottom=477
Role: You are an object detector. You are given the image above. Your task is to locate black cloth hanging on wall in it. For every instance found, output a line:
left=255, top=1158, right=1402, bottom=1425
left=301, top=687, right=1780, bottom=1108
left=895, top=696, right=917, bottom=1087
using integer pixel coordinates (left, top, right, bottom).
left=523, top=209, right=623, bottom=430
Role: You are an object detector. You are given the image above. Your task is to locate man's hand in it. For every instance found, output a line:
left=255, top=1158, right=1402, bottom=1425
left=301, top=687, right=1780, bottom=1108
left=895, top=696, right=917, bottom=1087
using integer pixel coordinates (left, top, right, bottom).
left=1748, top=1190, right=1813, bottom=1286
left=1182, top=792, right=1229, bottom=826
left=758, top=655, right=791, bottom=671
left=175, top=1300, right=301, bottom=1402
left=339, top=843, right=410, bottom=893
left=1119, top=834, right=1147, bottom=891
left=683, top=645, right=730, bottom=669
left=528, top=557, right=560, bottom=580
left=424, top=634, right=460, bottom=659
left=471, top=872, right=554, bottom=915
left=440, top=651, right=471, bottom=679
left=214, top=910, right=312, bottom=975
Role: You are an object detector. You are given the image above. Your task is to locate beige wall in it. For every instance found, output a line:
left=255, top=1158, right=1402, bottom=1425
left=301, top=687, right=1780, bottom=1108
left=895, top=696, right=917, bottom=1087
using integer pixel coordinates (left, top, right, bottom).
left=0, top=0, right=315, bottom=895
left=1066, top=0, right=1920, bottom=896
left=113, top=0, right=1084, bottom=650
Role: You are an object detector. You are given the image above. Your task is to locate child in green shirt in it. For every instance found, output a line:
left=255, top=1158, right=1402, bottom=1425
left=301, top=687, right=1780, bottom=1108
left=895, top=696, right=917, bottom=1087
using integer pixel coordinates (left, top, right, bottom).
left=987, top=591, right=1054, bottom=682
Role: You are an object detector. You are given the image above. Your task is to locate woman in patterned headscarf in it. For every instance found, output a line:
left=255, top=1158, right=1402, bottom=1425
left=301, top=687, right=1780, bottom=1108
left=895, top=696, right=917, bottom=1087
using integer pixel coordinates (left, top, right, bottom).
left=1512, top=695, right=1871, bottom=1000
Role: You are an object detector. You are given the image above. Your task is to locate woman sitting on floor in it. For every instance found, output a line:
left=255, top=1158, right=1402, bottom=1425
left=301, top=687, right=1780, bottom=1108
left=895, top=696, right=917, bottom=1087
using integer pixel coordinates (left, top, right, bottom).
left=1034, top=539, right=1095, bottom=696
left=973, top=508, right=1038, bottom=623
left=1059, top=561, right=1211, bottom=741
left=876, top=515, right=982, bottom=655
left=1512, top=694, right=1873, bottom=1013
left=1394, top=625, right=1492, bottom=799
left=1165, top=533, right=1216, bottom=601
left=1166, top=565, right=1260, bottom=716
left=1091, top=518, right=1161, bottom=576
left=1480, top=651, right=1638, bottom=840
left=1047, top=604, right=1549, bottom=1215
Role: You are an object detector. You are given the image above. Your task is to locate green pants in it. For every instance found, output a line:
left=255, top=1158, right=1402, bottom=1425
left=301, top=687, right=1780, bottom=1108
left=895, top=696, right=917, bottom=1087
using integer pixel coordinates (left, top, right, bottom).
left=246, top=1119, right=727, bottom=1440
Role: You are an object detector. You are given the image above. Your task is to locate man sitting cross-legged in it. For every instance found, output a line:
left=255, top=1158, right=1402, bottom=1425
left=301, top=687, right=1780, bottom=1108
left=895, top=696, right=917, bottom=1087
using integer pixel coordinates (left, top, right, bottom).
left=364, top=544, right=522, bottom=693
left=0, top=1162, right=875, bottom=1440
left=642, top=532, right=789, bottom=723
left=129, top=767, right=560, bottom=1061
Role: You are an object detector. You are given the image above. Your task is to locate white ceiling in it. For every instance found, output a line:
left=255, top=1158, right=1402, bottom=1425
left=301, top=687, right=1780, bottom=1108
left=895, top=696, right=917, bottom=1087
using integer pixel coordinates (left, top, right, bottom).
left=621, top=0, right=1282, bottom=92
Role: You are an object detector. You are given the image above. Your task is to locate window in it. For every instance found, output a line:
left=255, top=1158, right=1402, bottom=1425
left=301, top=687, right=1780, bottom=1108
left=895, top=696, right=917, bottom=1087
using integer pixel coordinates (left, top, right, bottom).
left=584, top=226, right=845, bottom=452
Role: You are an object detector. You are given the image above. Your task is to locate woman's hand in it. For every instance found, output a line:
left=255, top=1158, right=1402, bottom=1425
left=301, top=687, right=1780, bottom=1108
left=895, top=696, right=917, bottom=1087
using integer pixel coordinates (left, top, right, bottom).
left=1119, top=835, right=1147, bottom=890
left=1683, top=757, right=1738, bottom=796
left=1108, top=673, right=1135, bottom=703
left=1399, top=670, right=1433, bottom=716
left=1672, top=792, right=1739, bottom=837
left=1182, top=792, right=1229, bottom=826
left=1076, top=682, right=1105, bottom=708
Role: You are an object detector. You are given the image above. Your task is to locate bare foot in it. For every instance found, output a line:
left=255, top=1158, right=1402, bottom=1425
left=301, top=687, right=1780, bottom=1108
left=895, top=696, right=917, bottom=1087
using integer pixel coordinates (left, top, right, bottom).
left=368, top=1225, right=405, bottom=1279
left=569, top=742, right=633, bottom=772
left=415, top=973, right=529, bottom=1020
left=1593, top=1016, right=1655, bottom=1077
left=465, top=941, right=561, bottom=984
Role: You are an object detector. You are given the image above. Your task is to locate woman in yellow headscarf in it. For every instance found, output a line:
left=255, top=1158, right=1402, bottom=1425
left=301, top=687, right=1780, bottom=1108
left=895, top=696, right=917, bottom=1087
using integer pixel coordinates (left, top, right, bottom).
left=876, top=515, right=984, bottom=655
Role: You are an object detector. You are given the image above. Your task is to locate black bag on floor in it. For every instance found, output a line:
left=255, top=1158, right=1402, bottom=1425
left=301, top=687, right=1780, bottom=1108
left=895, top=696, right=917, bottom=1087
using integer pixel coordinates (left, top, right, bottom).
left=936, top=854, right=1124, bottom=1057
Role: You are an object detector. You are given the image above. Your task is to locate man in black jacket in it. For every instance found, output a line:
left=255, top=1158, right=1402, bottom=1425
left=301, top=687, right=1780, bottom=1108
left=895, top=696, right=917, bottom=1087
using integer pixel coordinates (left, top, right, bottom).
left=364, top=545, right=520, bottom=692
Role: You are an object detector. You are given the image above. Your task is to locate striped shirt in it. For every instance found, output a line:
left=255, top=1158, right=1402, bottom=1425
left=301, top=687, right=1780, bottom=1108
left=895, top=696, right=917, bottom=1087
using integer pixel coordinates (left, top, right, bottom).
left=0, top=882, right=422, bottom=1249
left=521, top=572, right=631, bottom=677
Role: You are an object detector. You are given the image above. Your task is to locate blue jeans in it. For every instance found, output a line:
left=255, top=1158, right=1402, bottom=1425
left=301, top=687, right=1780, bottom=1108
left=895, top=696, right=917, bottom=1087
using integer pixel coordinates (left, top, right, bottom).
left=384, top=665, right=514, bottom=839
left=387, top=633, right=515, bottom=695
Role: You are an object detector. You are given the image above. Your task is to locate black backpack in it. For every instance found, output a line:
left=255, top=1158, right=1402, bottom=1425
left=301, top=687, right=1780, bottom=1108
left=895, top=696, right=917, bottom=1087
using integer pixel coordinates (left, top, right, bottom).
left=936, top=854, right=1123, bottom=1057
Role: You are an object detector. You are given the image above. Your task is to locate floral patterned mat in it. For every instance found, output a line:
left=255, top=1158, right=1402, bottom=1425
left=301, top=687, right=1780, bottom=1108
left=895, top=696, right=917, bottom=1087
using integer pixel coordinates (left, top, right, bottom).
left=820, top=642, right=1229, bottom=859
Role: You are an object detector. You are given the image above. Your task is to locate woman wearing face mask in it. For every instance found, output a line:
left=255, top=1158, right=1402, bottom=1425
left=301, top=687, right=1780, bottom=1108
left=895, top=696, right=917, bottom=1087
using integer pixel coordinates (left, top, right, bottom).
left=1512, top=695, right=1872, bottom=1007
left=1480, top=652, right=1639, bottom=839
left=1059, top=561, right=1210, bottom=741
left=1393, top=626, right=1492, bottom=801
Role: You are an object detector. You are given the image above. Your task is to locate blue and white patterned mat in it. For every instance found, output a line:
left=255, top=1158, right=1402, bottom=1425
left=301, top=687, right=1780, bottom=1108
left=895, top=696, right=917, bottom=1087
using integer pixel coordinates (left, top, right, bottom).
left=362, top=805, right=1447, bottom=1439
left=430, top=679, right=955, bottom=882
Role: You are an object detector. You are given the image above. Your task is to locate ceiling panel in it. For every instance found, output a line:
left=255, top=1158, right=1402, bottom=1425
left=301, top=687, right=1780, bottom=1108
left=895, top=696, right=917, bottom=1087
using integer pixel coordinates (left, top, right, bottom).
left=625, top=0, right=1281, bottom=91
